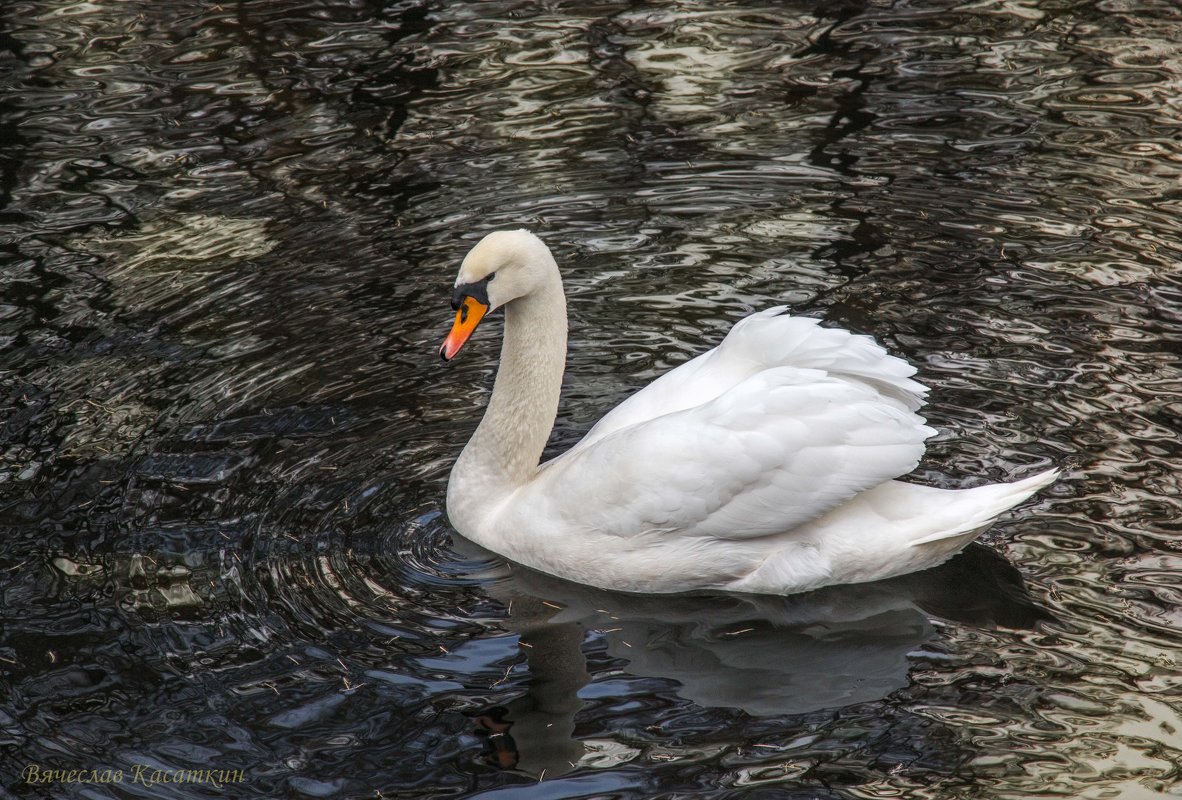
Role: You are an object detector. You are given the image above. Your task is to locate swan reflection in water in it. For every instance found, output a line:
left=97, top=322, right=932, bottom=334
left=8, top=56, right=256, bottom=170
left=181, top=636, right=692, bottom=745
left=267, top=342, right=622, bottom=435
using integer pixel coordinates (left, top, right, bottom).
left=459, top=542, right=1052, bottom=777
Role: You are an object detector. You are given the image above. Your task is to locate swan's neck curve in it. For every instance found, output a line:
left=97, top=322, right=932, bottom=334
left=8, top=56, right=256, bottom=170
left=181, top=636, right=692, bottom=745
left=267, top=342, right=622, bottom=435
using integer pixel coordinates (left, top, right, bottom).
left=447, top=269, right=567, bottom=534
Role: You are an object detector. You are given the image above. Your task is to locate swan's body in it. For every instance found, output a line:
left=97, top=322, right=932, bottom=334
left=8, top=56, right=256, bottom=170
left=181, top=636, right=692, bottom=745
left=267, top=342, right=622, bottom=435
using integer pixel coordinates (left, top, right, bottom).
left=442, top=230, right=1057, bottom=595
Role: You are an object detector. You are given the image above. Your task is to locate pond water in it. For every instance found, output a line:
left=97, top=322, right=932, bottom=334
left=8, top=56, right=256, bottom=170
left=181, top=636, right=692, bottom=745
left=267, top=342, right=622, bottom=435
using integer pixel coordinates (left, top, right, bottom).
left=2, top=0, right=1181, bottom=797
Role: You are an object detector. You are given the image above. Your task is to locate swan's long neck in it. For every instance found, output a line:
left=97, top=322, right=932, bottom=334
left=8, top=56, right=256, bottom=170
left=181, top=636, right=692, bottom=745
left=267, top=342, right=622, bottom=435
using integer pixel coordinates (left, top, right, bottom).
left=448, top=269, right=567, bottom=528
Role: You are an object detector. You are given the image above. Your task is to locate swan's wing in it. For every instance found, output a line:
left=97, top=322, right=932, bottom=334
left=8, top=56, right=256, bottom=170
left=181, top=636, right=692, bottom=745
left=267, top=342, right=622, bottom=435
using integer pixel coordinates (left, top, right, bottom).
left=568, top=308, right=928, bottom=456
left=519, top=366, right=936, bottom=540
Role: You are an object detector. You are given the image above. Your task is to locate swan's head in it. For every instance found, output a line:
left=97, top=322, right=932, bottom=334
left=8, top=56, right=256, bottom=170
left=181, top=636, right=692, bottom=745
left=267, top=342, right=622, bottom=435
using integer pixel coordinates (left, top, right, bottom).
left=440, top=229, right=555, bottom=360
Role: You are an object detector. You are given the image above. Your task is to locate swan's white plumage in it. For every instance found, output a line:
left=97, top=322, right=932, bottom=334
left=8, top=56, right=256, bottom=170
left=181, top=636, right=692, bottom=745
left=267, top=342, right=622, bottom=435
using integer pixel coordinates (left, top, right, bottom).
left=567, top=308, right=932, bottom=457
left=443, top=230, right=1058, bottom=595
left=529, top=365, right=933, bottom=540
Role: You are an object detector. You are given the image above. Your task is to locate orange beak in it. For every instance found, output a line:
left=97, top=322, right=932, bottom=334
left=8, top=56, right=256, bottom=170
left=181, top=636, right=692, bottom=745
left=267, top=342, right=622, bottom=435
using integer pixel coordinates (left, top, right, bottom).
left=440, top=297, right=489, bottom=361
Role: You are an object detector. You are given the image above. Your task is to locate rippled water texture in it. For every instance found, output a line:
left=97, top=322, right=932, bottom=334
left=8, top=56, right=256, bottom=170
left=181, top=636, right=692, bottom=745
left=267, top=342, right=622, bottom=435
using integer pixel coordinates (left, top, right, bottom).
left=2, top=0, right=1181, bottom=797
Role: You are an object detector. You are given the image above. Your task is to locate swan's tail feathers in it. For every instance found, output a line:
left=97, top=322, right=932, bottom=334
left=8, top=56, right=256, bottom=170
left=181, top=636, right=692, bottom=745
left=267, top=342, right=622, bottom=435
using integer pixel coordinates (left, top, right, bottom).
left=909, top=468, right=1060, bottom=547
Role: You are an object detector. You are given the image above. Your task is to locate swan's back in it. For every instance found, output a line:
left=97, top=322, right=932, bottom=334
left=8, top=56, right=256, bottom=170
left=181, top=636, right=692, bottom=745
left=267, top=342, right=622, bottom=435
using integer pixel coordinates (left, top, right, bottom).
left=566, top=307, right=929, bottom=457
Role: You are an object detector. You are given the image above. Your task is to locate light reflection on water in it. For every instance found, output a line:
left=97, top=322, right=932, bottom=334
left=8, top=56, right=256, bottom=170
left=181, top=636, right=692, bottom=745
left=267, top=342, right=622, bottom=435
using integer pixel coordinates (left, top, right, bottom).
left=1, top=0, right=1181, bottom=797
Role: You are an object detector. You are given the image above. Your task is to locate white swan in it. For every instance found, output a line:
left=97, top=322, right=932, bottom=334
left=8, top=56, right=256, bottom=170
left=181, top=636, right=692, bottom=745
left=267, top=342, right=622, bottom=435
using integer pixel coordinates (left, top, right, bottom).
left=441, top=230, right=1057, bottom=595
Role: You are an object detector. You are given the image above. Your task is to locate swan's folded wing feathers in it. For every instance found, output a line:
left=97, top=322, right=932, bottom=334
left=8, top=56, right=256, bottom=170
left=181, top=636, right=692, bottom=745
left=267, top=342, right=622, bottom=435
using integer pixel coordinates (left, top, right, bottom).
left=719, top=313, right=928, bottom=413
left=527, top=366, right=935, bottom=540
left=571, top=311, right=928, bottom=456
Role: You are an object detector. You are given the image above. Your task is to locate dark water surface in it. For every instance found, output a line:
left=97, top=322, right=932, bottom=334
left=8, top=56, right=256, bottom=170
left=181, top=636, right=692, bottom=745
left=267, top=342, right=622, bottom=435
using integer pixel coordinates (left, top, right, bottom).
left=2, top=0, right=1181, bottom=797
